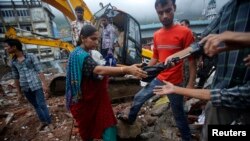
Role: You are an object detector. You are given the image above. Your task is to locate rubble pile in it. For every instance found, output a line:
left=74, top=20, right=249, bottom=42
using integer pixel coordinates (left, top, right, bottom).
left=113, top=96, right=182, bottom=141
left=0, top=68, right=202, bottom=141
left=0, top=92, right=82, bottom=141
left=0, top=89, right=202, bottom=141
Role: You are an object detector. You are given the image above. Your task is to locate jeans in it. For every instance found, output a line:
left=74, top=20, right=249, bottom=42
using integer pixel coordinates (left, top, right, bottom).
left=128, top=78, right=191, bottom=141
left=23, top=88, right=51, bottom=124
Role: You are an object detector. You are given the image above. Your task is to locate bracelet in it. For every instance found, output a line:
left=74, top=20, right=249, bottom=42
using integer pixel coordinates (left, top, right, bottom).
left=120, top=67, right=124, bottom=74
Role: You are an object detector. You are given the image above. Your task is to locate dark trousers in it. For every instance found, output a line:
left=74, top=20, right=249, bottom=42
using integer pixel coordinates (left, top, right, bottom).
left=23, top=88, right=51, bottom=124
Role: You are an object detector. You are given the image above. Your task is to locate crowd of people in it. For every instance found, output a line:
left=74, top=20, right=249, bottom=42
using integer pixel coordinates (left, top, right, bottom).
left=3, top=0, right=249, bottom=141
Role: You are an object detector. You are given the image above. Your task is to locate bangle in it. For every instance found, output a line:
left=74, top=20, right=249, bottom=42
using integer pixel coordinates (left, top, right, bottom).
left=120, top=67, right=124, bottom=74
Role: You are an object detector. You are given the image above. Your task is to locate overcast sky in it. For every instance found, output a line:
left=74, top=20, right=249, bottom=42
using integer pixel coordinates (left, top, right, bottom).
left=51, top=0, right=230, bottom=25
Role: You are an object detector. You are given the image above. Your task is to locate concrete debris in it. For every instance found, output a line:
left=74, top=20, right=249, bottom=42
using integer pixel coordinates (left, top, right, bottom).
left=0, top=79, right=16, bottom=95
left=47, top=133, right=54, bottom=139
left=143, top=115, right=157, bottom=126
left=0, top=112, right=14, bottom=133
left=140, top=132, right=154, bottom=139
left=184, top=98, right=200, bottom=113
left=151, top=104, right=169, bottom=117
left=0, top=81, right=203, bottom=141
left=13, top=108, right=28, bottom=117
left=116, top=120, right=142, bottom=139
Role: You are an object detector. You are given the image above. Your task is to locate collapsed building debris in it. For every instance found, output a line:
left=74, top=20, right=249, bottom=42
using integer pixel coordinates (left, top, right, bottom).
left=0, top=65, right=203, bottom=141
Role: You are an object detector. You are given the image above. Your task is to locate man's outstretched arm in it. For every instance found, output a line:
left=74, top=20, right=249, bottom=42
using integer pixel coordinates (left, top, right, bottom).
left=153, top=81, right=250, bottom=109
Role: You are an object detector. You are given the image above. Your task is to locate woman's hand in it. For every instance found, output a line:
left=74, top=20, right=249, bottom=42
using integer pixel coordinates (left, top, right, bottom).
left=124, top=64, right=148, bottom=79
left=153, top=80, right=175, bottom=95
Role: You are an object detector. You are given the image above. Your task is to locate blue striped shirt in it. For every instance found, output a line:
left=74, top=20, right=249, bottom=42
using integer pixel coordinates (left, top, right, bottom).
left=202, top=0, right=250, bottom=109
left=11, top=53, right=43, bottom=92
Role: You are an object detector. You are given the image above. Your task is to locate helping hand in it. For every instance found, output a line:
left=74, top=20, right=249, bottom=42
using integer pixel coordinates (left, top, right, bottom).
left=199, top=33, right=229, bottom=57
left=164, top=55, right=177, bottom=66
left=153, top=80, right=175, bottom=95
left=126, top=64, right=148, bottom=79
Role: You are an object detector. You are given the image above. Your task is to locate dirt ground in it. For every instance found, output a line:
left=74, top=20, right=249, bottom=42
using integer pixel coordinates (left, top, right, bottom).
left=0, top=65, right=11, bottom=80
left=0, top=94, right=83, bottom=141
left=0, top=65, right=82, bottom=141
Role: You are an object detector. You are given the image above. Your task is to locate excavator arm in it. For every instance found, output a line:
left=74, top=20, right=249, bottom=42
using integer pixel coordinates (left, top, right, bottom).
left=5, top=27, right=74, bottom=52
left=4, top=1, right=152, bottom=61
left=42, top=0, right=93, bottom=21
left=4, top=0, right=94, bottom=52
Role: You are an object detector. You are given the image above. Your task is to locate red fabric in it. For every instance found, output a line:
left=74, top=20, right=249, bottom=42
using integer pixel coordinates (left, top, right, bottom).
left=70, top=77, right=117, bottom=140
left=153, top=24, right=194, bottom=84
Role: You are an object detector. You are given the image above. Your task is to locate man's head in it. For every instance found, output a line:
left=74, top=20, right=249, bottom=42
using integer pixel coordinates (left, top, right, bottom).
left=155, top=0, right=176, bottom=28
left=180, top=19, right=190, bottom=27
left=101, top=15, right=109, bottom=27
left=75, top=6, right=84, bottom=21
left=3, top=38, right=23, bottom=54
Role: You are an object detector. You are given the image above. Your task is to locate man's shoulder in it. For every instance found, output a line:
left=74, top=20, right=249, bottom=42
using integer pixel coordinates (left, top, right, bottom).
left=154, top=28, right=164, bottom=36
left=12, top=53, right=35, bottom=65
left=25, top=53, right=38, bottom=61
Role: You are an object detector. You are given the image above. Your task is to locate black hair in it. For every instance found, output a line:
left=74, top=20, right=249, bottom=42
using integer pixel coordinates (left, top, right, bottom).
left=180, top=19, right=190, bottom=26
left=75, top=6, right=84, bottom=12
left=77, top=25, right=97, bottom=46
left=155, top=0, right=176, bottom=8
left=4, top=38, right=23, bottom=52
left=80, top=25, right=97, bottom=37
left=100, top=14, right=110, bottom=23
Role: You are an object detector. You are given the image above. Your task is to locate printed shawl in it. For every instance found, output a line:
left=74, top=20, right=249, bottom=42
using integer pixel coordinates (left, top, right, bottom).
left=66, top=46, right=89, bottom=109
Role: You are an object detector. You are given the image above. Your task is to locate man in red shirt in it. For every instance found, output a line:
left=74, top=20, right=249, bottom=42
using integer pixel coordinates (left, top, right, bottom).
left=119, top=0, right=196, bottom=140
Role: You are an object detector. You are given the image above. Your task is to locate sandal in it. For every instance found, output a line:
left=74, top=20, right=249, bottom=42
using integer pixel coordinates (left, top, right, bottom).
left=116, top=113, right=134, bottom=125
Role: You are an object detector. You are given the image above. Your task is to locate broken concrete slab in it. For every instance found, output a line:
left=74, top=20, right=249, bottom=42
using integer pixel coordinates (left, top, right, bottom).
left=0, top=112, right=14, bottom=133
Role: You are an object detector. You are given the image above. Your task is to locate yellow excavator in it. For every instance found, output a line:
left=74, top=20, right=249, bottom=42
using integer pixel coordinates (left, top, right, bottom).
left=5, top=27, right=74, bottom=52
left=42, top=0, right=93, bottom=22
left=5, top=0, right=153, bottom=99
left=5, top=0, right=152, bottom=63
left=4, top=0, right=90, bottom=53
